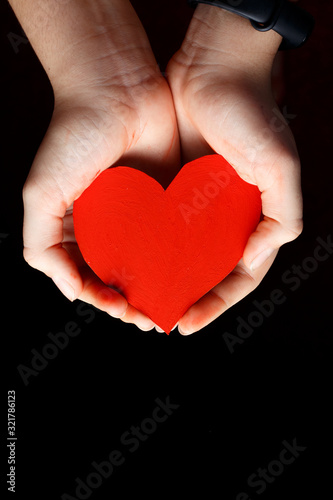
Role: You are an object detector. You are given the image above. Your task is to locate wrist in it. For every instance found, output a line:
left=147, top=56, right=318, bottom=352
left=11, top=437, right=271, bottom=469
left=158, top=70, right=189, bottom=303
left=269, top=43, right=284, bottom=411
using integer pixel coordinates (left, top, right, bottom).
left=183, top=4, right=282, bottom=74
left=50, top=0, right=158, bottom=98
left=9, top=0, right=159, bottom=99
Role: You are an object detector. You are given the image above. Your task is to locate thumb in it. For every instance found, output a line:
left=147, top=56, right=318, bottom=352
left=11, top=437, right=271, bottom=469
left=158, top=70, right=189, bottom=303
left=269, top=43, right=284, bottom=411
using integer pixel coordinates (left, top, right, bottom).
left=23, top=105, right=129, bottom=300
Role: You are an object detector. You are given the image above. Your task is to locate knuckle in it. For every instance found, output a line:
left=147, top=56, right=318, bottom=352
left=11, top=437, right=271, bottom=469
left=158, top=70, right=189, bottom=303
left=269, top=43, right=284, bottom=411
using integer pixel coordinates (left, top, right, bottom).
left=22, top=178, right=40, bottom=207
left=22, top=246, right=38, bottom=268
left=23, top=173, right=67, bottom=214
left=22, top=179, right=32, bottom=203
left=286, top=218, right=304, bottom=241
left=22, top=247, right=33, bottom=266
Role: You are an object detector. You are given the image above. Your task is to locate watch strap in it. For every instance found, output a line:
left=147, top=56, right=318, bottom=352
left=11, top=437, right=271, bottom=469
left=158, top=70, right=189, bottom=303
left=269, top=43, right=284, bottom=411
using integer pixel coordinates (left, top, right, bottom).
left=188, top=0, right=315, bottom=50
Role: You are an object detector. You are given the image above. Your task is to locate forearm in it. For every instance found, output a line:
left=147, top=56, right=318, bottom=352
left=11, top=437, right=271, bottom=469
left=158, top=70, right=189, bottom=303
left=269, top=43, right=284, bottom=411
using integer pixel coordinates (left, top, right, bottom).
left=8, top=0, right=157, bottom=94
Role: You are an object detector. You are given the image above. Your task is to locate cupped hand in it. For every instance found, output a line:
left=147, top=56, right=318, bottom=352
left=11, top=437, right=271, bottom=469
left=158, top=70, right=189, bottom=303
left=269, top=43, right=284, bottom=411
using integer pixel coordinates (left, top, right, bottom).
left=166, top=5, right=303, bottom=335
left=22, top=1, right=180, bottom=331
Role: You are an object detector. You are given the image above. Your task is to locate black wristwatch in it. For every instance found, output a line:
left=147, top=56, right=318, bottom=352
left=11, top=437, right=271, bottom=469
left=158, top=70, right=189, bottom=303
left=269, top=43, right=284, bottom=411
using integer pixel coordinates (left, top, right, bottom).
left=188, top=0, right=315, bottom=50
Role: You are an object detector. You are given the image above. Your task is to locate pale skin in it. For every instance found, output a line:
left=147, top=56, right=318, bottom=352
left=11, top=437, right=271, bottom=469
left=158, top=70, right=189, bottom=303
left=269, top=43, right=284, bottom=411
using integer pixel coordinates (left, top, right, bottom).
left=10, top=0, right=303, bottom=334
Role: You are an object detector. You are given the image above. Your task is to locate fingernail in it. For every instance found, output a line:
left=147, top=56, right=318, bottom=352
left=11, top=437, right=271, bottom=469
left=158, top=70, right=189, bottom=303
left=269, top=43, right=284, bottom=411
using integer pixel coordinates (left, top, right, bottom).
left=250, top=248, right=275, bottom=272
left=178, top=326, right=191, bottom=335
left=155, top=325, right=165, bottom=333
left=138, top=322, right=155, bottom=332
left=136, top=317, right=155, bottom=331
left=155, top=323, right=178, bottom=333
left=111, top=304, right=128, bottom=319
left=138, top=324, right=155, bottom=332
left=52, top=277, right=76, bottom=302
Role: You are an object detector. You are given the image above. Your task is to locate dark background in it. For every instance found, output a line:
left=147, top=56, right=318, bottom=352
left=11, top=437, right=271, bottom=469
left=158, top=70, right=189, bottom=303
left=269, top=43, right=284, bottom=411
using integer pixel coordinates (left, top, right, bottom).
left=1, top=1, right=332, bottom=499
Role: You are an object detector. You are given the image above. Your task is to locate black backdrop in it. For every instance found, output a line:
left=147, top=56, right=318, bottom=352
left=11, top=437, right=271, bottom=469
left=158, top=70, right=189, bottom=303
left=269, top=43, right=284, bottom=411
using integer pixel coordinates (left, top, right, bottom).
left=2, top=1, right=332, bottom=499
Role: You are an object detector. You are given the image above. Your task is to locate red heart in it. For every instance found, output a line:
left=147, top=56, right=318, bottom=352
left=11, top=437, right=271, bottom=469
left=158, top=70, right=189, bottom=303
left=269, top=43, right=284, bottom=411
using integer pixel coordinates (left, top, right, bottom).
left=73, top=155, right=261, bottom=333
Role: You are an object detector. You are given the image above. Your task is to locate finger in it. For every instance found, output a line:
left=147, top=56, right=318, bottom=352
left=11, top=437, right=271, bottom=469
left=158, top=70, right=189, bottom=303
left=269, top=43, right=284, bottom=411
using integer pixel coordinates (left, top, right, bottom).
left=177, top=252, right=278, bottom=334
left=77, top=267, right=155, bottom=331
left=76, top=266, right=128, bottom=317
left=61, top=238, right=155, bottom=331
left=119, top=304, right=156, bottom=331
left=62, top=209, right=76, bottom=245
